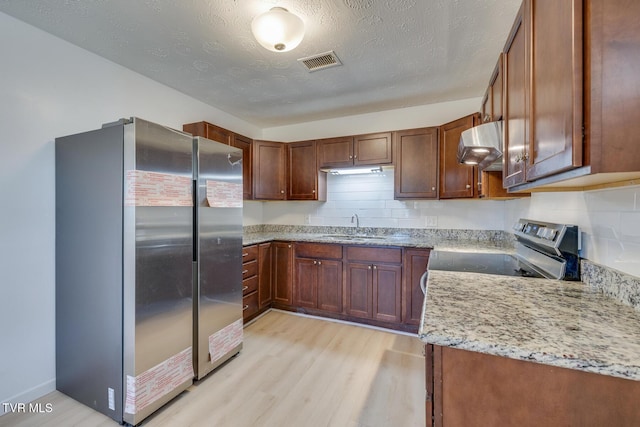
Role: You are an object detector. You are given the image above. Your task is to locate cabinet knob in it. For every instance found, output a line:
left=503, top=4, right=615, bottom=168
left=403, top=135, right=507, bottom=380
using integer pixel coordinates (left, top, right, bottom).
left=373, top=265, right=377, bottom=270
left=281, top=190, right=285, bottom=194
left=313, top=260, right=317, bottom=265
left=431, top=187, right=436, bottom=191
left=243, top=305, right=249, bottom=311
left=312, top=189, right=315, bottom=193
left=318, top=261, right=322, bottom=265
left=368, top=265, right=372, bottom=270
left=465, top=184, right=471, bottom=189
left=288, top=244, right=292, bottom=248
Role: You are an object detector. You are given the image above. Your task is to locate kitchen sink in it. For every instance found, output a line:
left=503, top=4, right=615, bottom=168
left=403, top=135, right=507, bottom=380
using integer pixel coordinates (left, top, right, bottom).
left=321, top=234, right=386, bottom=241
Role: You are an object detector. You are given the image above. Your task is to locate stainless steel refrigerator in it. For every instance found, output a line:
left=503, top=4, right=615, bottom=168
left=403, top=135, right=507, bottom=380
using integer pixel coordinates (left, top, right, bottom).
left=192, top=136, right=243, bottom=380
left=55, top=118, right=243, bottom=425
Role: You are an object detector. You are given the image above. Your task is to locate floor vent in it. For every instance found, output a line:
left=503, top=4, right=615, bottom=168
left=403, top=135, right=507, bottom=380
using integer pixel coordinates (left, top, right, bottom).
left=298, top=51, right=342, bottom=72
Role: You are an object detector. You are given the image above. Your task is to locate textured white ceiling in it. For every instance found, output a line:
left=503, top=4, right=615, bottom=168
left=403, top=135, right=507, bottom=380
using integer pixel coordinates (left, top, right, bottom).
left=0, top=0, right=521, bottom=127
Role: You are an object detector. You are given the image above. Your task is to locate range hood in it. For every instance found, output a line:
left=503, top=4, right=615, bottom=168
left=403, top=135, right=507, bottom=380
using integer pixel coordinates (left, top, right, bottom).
left=457, top=121, right=503, bottom=171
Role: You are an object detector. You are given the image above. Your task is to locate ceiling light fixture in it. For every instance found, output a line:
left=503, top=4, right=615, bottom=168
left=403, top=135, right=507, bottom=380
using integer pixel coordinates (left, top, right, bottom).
left=251, top=7, right=305, bottom=53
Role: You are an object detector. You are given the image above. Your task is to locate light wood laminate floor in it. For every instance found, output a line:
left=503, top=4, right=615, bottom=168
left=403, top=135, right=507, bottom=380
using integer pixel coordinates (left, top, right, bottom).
left=0, top=310, right=425, bottom=427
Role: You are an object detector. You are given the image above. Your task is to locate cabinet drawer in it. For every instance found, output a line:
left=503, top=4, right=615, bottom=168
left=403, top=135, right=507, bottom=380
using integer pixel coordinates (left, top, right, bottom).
left=242, top=245, right=258, bottom=263
left=242, top=291, right=259, bottom=321
left=242, top=259, right=257, bottom=280
left=295, top=242, right=343, bottom=260
left=346, top=246, right=402, bottom=264
left=242, top=276, right=258, bottom=296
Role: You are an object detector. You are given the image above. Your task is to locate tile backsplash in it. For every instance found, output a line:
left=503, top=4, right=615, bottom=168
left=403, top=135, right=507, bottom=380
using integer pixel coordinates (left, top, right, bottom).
left=243, top=170, right=640, bottom=279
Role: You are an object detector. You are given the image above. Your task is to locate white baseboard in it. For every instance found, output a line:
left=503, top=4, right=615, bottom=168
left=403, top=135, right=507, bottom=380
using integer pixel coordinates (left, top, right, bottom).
left=0, top=378, right=56, bottom=416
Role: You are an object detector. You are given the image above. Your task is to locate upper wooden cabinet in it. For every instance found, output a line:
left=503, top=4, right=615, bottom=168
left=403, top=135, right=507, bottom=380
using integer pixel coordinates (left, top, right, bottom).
left=317, top=132, right=392, bottom=168
left=183, top=121, right=232, bottom=145
left=394, top=127, right=439, bottom=199
left=503, top=0, right=640, bottom=191
left=287, top=140, right=326, bottom=201
left=253, top=140, right=286, bottom=200
left=231, top=133, right=253, bottom=200
left=482, top=54, right=504, bottom=123
left=183, top=121, right=253, bottom=199
left=439, top=114, right=479, bottom=199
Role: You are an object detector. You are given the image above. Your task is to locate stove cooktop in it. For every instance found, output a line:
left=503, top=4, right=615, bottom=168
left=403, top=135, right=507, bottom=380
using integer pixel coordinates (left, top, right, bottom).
left=427, top=251, right=544, bottom=278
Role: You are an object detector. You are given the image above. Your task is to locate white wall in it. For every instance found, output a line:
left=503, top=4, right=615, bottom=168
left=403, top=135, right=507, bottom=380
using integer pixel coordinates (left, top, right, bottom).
left=0, top=12, right=260, bottom=413
left=260, top=171, right=505, bottom=230
left=262, top=97, right=481, bottom=142
left=505, top=186, right=640, bottom=278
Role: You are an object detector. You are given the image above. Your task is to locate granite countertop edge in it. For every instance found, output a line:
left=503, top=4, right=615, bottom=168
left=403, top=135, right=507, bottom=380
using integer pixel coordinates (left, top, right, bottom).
left=418, top=270, right=640, bottom=381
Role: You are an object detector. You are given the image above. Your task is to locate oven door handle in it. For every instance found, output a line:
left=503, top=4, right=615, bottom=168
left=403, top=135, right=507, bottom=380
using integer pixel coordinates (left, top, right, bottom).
left=420, top=270, right=428, bottom=295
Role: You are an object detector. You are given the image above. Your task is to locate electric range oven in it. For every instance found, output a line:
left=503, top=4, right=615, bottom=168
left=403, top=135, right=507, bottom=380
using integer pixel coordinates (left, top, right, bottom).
left=420, top=219, right=580, bottom=294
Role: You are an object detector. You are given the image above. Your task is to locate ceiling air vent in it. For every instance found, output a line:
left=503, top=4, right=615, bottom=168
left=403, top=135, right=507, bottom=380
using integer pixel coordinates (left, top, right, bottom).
left=298, top=51, right=342, bottom=72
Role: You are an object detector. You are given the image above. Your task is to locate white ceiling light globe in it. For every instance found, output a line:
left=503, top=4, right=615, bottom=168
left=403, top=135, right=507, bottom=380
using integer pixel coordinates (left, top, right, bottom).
left=251, top=7, right=305, bottom=52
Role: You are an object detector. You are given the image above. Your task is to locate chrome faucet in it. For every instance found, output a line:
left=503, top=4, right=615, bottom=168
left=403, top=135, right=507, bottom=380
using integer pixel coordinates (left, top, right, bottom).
left=351, top=213, right=360, bottom=229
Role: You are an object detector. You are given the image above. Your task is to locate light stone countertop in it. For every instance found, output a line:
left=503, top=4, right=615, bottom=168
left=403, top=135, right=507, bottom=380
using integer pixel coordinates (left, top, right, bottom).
left=242, top=231, right=514, bottom=252
left=419, top=270, right=640, bottom=381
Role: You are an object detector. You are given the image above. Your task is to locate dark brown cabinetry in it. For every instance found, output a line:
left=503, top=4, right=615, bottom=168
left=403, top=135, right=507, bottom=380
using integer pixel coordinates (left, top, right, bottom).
left=294, top=243, right=343, bottom=313
left=394, top=127, right=439, bottom=199
left=426, top=344, right=640, bottom=427
left=504, top=0, right=581, bottom=188
left=231, top=134, right=253, bottom=200
left=272, top=242, right=294, bottom=307
left=258, top=243, right=272, bottom=309
left=317, top=132, right=392, bottom=168
left=183, top=121, right=253, bottom=199
left=241, top=245, right=259, bottom=322
left=287, top=140, right=326, bottom=201
left=502, top=0, right=640, bottom=191
left=253, top=140, right=286, bottom=200
left=439, top=114, right=478, bottom=199
left=345, top=246, right=402, bottom=324
left=402, top=248, right=430, bottom=328
left=481, top=54, right=504, bottom=124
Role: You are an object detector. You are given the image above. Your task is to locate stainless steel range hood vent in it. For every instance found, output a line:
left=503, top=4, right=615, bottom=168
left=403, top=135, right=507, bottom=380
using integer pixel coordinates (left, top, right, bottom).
left=457, top=121, right=503, bottom=171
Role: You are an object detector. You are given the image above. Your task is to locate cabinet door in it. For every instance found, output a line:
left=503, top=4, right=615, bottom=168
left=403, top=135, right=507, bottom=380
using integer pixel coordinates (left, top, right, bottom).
left=272, top=242, right=293, bottom=306
left=372, top=263, right=402, bottom=323
left=345, top=262, right=373, bottom=319
left=183, top=121, right=232, bottom=145
left=287, top=140, right=326, bottom=200
left=439, top=114, right=477, bottom=199
left=231, top=134, right=253, bottom=200
left=503, top=1, right=530, bottom=188
left=294, top=258, right=317, bottom=309
left=258, top=243, right=272, bottom=309
left=491, top=54, right=504, bottom=122
left=354, top=132, right=392, bottom=166
left=253, top=140, right=286, bottom=200
left=317, top=259, right=343, bottom=313
left=317, top=137, right=354, bottom=168
left=394, top=127, right=439, bottom=199
left=403, top=249, right=430, bottom=326
left=526, top=0, right=583, bottom=181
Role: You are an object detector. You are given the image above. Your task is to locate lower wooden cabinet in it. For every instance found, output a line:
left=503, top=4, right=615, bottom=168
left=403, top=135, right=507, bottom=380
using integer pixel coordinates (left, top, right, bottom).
left=258, top=243, right=272, bottom=309
left=294, top=243, right=343, bottom=313
left=402, top=248, right=430, bottom=327
left=426, top=344, right=640, bottom=427
left=345, top=246, right=403, bottom=324
left=247, top=241, right=427, bottom=332
left=272, top=242, right=294, bottom=307
left=242, top=245, right=260, bottom=322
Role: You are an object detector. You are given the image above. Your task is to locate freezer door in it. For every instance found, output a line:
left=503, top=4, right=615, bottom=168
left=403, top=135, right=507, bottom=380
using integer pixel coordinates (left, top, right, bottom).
left=122, top=118, right=194, bottom=425
left=193, top=136, right=243, bottom=379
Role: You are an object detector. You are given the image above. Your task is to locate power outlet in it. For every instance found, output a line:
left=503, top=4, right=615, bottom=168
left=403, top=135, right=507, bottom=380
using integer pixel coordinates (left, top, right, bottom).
left=425, top=216, right=438, bottom=228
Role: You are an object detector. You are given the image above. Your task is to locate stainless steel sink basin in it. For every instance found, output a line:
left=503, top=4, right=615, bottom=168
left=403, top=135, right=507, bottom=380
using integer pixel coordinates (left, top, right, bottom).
left=321, top=234, right=386, bottom=241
